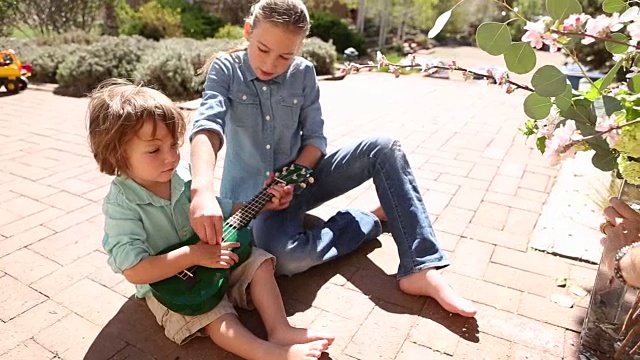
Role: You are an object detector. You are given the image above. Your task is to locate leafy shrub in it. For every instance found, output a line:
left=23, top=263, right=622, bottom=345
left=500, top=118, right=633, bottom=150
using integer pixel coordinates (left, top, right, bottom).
left=158, top=0, right=226, bottom=39
left=29, top=45, right=81, bottom=83
left=309, top=11, right=366, bottom=56
left=56, top=36, right=154, bottom=96
left=215, top=24, right=245, bottom=40
left=135, top=48, right=201, bottom=100
left=119, top=1, right=182, bottom=40
left=301, top=37, right=336, bottom=76
left=34, top=30, right=101, bottom=46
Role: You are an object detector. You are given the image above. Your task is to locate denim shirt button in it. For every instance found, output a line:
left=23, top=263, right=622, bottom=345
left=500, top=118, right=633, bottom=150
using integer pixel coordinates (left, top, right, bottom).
left=266, top=171, right=270, bottom=176
left=242, top=95, right=247, bottom=100
left=293, top=99, right=298, bottom=104
left=262, top=86, right=268, bottom=91
left=265, top=115, right=271, bottom=121
left=266, top=144, right=271, bottom=150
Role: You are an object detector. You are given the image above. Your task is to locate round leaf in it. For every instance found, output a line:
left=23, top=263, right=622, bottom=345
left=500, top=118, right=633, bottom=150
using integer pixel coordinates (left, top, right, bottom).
left=603, top=0, right=628, bottom=13
left=547, top=0, right=582, bottom=20
left=524, top=93, right=553, bottom=120
left=605, top=33, right=629, bottom=54
left=531, top=65, right=568, bottom=97
left=555, top=84, right=573, bottom=111
left=476, top=22, right=512, bottom=56
left=503, top=42, right=537, bottom=74
left=428, top=10, right=452, bottom=39
left=629, top=74, right=640, bottom=93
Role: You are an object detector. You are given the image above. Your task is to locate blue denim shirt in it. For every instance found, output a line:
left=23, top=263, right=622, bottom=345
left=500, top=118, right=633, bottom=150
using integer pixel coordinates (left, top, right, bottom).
left=190, top=51, right=327, bottom=202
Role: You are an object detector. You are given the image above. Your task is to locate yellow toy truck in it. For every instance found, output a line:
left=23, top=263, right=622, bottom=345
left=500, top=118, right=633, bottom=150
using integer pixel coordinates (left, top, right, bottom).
left=0, top=49, right=32, bottom=94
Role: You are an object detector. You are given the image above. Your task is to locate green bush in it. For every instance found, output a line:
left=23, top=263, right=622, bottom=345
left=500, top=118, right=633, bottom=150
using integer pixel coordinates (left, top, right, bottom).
left=119, top=1, right=182, bottom=40
left=158, top=0, right=226, bottom=39
left=56, top=36, right=154, bottom=96
left=34, top=30, right=101, bottom=46
left=309, top=11, right=366, bottom=56
left=214, top=24, right=245, bottom=40
left=301, top=37, right=336, bottom=76
left=0, top=35, right=336, bottom=98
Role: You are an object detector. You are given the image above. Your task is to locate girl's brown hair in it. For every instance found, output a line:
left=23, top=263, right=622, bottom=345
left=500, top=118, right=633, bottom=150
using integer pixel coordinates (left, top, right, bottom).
left=198, top=0, right=310, bottom=75
left=87, top=79, right=186, bottom=176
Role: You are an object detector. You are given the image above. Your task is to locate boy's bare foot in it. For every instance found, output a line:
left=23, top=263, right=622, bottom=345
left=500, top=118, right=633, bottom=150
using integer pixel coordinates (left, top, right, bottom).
left=398, top=268, right=477, bottom=317
left=269, top=326, right=335, bottom=346
left=283, top=340, right=329, bottom=360
left=264, top=340, right=329, bottom=360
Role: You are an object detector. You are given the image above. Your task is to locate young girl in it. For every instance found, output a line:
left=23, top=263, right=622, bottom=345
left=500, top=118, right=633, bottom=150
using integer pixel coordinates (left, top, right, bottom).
left=88, top=78, right=333, bottom=360
left=189, top=0, right=476, bottom=318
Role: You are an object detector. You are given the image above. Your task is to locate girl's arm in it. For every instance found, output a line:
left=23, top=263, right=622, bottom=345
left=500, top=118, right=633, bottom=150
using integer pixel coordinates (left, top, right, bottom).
left=296, top=62, right=328, bottom=168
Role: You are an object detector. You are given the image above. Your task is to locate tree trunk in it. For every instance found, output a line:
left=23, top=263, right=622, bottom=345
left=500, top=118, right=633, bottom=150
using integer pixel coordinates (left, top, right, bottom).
left=356, top=0, right=366, bottom=33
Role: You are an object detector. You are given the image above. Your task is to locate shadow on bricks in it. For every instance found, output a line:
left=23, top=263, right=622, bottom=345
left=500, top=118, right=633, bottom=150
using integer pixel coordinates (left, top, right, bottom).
left=81, top=238, right=479, bottom=360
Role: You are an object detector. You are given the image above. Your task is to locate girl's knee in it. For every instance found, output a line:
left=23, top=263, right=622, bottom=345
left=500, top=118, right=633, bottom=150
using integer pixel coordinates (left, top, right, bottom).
left=365, top=134, right=401, bottom=153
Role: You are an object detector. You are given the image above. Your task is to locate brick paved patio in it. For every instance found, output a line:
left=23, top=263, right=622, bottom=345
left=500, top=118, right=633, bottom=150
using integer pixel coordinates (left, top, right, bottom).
left=0, top=70, right=599, bottom=359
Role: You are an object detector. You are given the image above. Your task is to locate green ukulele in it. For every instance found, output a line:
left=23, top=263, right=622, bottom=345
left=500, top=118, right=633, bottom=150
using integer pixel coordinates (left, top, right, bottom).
left=149, top=164, right=314, bottom=316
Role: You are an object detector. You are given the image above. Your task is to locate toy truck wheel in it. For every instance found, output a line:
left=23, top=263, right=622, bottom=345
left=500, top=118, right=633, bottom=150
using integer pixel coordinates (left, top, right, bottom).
left=4, top=80, right=19, bottom=94
left=19, top=77, right=28, bottom=91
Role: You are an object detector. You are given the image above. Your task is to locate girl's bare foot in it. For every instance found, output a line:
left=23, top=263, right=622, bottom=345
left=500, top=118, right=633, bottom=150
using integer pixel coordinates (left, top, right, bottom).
left=399, top=268, right=477, bottom=317
left=269, top=325, right=335, bottom=346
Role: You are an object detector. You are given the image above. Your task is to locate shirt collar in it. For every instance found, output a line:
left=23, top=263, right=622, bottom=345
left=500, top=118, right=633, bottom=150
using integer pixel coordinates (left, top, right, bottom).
left=113, top=161, right=191, bottom=206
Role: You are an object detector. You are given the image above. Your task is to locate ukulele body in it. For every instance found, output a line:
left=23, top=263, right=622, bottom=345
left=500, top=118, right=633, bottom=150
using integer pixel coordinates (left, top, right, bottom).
left=148, top=225, right=253, bottom=316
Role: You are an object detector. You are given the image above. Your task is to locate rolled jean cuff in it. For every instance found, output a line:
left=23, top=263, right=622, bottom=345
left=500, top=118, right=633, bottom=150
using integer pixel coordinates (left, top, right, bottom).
left=397, top=257, right=450, bottom=279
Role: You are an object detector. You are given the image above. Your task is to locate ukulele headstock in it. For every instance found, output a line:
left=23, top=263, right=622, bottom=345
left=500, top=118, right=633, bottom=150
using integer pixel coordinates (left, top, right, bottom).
left=274, top=164, right=314, bottom=188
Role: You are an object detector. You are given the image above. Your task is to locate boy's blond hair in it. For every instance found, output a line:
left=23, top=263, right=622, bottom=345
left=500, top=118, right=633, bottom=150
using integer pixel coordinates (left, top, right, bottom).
left=87, top=79, right=186, bottom=176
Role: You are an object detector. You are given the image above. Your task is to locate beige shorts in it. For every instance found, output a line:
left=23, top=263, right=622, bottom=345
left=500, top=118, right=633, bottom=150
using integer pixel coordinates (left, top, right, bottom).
left=145, top=247, right=275, bottom=345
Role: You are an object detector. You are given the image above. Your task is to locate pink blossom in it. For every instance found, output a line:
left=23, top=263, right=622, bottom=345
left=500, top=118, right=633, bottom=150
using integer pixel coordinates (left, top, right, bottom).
left=595, top=115, right=620, bottom=146
left=543, top=120, right=581, bottom=166
left=627, top=17, right=640, bottom=42
left=583, top=14, right=623, bottom=45
left=522, top=19, right=546, bottom=49
left=563, top=14, right=590, bottom=31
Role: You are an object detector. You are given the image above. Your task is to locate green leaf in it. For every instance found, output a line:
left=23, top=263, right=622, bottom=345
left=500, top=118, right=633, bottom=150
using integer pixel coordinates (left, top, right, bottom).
left=629, top=74, right=640, bottom=93
left=547, top=0, right=582, bottom=20
left=591, top=146, right=618, bottom=171
left=503, top=42, right=537, bottom=74
left=428, top=10, right=452, bottom=39
left=556, top=277, right=568, bottom=287
left=531, top=65, right=568, bottom=97
left=524, top=93, right=553, bottom=119
left=603, top=0, right=628, bottom=13
left=594, top=96, right=623, bottom=118
left=536, top=136, right=547, bottom=154
left=555, top=84, right=574, bottom=111
left=476, top=22, right=512, bottom=56
left=560, top=98, right=596, bottom=126
left=605, top=33, right=630, bottom=54
left=595, top=59, right=623, bottom=92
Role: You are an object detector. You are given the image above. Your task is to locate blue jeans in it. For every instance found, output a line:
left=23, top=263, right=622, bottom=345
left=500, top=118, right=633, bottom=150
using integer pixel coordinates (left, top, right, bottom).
left=251, top=135, right=449, bottom=278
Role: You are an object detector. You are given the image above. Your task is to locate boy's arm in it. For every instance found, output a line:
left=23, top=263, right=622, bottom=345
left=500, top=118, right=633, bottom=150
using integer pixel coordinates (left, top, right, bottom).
left=104, top=201, right=200, bottom=285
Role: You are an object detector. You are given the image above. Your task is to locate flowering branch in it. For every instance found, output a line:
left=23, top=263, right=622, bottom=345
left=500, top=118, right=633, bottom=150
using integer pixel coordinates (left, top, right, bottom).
left=551, top=29, right=640, bottom=50
left=341, top=53, right=535, bottom=93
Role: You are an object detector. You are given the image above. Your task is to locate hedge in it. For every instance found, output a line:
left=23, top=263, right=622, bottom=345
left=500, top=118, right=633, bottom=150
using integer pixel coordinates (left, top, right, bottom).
left=0, top=35, right=337, bottom=99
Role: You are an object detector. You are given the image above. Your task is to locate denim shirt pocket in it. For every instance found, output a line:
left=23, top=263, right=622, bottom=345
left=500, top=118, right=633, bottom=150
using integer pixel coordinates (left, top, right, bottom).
left=229, top=90, right=260, bottom=128
left=278, top=93, right=304, bottom=128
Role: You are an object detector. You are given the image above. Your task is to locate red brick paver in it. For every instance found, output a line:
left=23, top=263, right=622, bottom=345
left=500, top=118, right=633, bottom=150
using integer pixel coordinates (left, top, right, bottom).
left=0, top=71, right=597, bottom=359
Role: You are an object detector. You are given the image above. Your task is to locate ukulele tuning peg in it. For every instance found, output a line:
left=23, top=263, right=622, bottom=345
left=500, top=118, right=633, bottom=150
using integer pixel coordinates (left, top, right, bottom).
left=308, top=177, right=315, bottom=184
left=299, top=183, right=306, bottom=188
left=275, top=172, right=280, bottom=177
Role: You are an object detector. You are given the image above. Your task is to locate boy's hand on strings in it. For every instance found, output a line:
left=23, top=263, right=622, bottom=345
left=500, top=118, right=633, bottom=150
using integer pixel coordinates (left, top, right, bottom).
left=191, top=241, right=240, bottom=269
left=263, top=175, right=294, bottom=211
left=190, top=192, right=224, bottom=245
